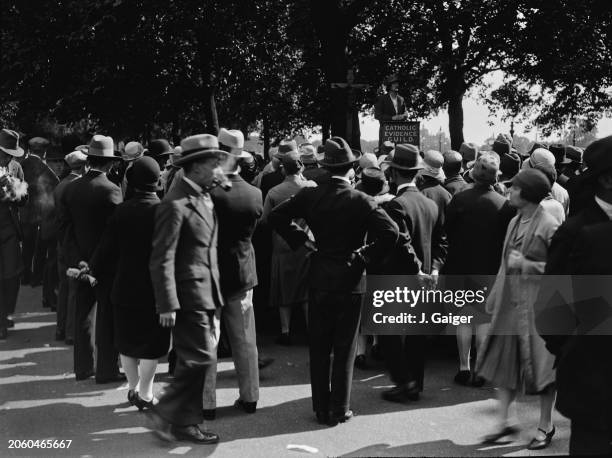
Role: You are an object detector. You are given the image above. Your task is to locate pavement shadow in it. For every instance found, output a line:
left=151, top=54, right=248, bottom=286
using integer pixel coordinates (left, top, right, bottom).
left=1, top=402, right=218, bottom=457
left=341, top=440, right=528, bottom=457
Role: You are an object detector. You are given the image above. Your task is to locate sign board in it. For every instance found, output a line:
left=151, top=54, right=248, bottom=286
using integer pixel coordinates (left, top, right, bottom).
left=380, top=121, right=420, bottom=148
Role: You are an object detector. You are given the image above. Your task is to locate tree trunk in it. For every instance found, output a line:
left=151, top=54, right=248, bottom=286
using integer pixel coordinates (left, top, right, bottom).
left=448, top=91, right=465, bottom=151
left=195, top=27, right=219, bottom=136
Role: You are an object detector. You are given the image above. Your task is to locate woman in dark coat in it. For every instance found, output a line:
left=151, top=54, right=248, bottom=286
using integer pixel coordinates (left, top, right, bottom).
left=91, top=156, right=170, bottom=409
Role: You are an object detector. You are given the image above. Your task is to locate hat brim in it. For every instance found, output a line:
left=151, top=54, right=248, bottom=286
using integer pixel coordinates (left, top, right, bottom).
left=173, top=149, right=227, bottom=166
left=0, top=146, right=25, bottom=157
left=318, top=149, right=362, bottom=168
left=388, top=161, right=424, bottom=171
left=85, top=149, right=122, bottom=160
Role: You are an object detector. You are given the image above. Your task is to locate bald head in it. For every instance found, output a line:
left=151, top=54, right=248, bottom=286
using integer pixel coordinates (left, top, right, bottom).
left=443, top=150, right=463, bottom=176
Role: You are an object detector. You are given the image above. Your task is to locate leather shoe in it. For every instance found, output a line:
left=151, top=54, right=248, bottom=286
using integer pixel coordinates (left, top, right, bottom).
left=481, top=425, right=520, bottom=444
left=202, top=409, right=216, bottom=421
left=471, top=375, right=486, bottom=387
left=127, top=389, right=138, bottom=406
left=382, top=385, right=410, bottom=403
left=527, top=426, right=555, bottom=450
left=146, top=410, right=175, bottom=442
left=95, top=373, right=127, bottom=384
left=172, top=425, right=219, bottom=444
left=258, top=356, right=274, bottom=369
left=75, top=370, right=94, bottom=381
left=454, top=370, right=471, bottom=386
left=5, top=318, right=14, bottom=328
left=275, top=332, right=291, bottom=346
left=354, top=354, right=368, bottom=370
left=234, top=399, right=256, bottom=414
left=133, top=393, right=157, bottom=411
left=327, top=410, right=353, bottom=426
left=55, top=330, right=66, bottom=341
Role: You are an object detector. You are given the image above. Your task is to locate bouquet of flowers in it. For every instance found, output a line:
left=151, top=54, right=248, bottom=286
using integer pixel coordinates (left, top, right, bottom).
left=0, top=166, right=28, bottom=203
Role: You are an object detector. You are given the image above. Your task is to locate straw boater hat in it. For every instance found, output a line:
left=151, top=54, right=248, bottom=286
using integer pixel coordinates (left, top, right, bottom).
left=85, top=135, right=121, bottom=160
left=0, top=129, right=25, bottom=157
left=218, top=128, right=250, bottom=159
left=174, top=134, right=226, bottom=166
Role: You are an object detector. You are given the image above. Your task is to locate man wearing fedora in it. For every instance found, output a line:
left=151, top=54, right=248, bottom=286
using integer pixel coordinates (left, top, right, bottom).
left=0, top=129, right=28, bottom=339
left=202, top=128, right=263, bottom=418
left=53, top=150, right=88, bottom=343
left=60, top=135, right=125, bottom=382
left=300, top=143, right=329, bottom=184
left=269, top=136, right=399, bottom=426
left=147, top=134, right=227, bottom=444
left=378, top=143, right=447, bottom=403
left=538, top=136, right=612, bottom=455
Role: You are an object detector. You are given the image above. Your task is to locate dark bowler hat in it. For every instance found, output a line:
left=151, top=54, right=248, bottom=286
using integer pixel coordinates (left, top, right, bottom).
left=274, top=139, right=298, bottom=159
left=126, top=156, right=161, bottom=192
left=387, top=144, right=423, bottom=170
left=582, top=136, right=612, bottom=179
left=146, top=139, right=173, bottom=158
left=549, top=143, right=571, bottom=165
left=500, top=152, right=521, bottom=179
left=565, top=145, right=583, bottom=164
left=318, top=137, right=361, bottom=168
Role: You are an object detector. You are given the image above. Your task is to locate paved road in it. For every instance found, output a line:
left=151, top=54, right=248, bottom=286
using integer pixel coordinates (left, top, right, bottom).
left=1, top=286, right=570, bottom=457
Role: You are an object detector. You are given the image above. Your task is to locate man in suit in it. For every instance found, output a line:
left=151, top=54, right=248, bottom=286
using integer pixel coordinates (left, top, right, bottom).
left=378, top=144, right=448, bottom=403
left=202, top=128, right=262, bottom=418
left=538, top=136, right=612, bottom=455
left=269, top=137, right=401, bottom=426
left=53, top=150, right=88, bottom=343
left=442, top=151, right=468, bottom=196
left=61, top=135, right=124, bottom=382
left=0, top=129, right=28, bottom=340
left=147, top=134, right=226, bottom=445
left=443, top=154, right=515, bottom=386
left=375, top=74, right=409, bottom=150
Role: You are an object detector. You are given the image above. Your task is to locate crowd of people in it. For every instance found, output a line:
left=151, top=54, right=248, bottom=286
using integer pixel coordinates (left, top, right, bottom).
left=0, top=125, right=611, bottom=455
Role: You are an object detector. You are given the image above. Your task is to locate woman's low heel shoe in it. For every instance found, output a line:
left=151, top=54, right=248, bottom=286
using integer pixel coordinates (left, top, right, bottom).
left=481, top=425, right=520, bottom=444
left=527, top=426, right=555, bottom=450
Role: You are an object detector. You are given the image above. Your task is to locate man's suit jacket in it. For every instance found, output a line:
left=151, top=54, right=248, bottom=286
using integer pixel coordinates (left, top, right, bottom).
left=417, top=175, right=452, bottom=223
left=210, top=174, right=262, bottom=297
left=374, top=93, right=406, bottom=122
left=53, top=172, right=80, bottom=245
left=260, top=169, right=284, bottom=200
left=383, top=186, right=447, bottom=274
left=442, top=183, right=515, bottom=275
left=150, top=178, right=224, bottom=314
left=61, top=170, right=122, bottom=262
left=443, top=175, right=468, bottom=196
left=268, top=177, right=400, bottom=293
left=551, top=221, right=612, bottom=428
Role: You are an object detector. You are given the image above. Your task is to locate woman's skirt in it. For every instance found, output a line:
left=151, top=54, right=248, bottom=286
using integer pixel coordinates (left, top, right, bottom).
left=114, top=304, right=170, bottom=359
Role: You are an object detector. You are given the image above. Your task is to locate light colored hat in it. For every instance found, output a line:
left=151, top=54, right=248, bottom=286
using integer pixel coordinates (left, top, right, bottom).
left=64, top=150, right=88, bottom=168
left=459, top=142, right=478, bottom=162
left=0, top=129, right=25, bottom=157
left=359, top=152, right=379, bottom=170
left=86, top=135, right=119, bottom=159
left=470, top=152, right=500, bottom=185
left=218, top=128, right=249, bottom=158
left=420, top=150, right=445, bottom=182
left=523, top=148, right=555, bottom=170
left=123, top=141, right=144, bottom=161
left=174, top=134, right=227, bottom=166
left=274, top=139, right=298, bottom=159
